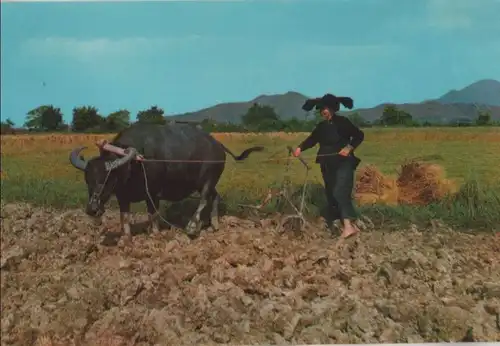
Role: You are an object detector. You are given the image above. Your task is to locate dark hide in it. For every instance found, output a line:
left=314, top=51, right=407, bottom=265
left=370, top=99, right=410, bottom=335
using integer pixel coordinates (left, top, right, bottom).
left=69, top=123, right=264, bottom=239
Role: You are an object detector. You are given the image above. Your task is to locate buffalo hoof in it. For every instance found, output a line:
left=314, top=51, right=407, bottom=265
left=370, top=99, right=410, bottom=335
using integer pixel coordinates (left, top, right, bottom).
left=211, top=217, right=219, bottom=232
left=185, top=220, right=201, bottom=239
left=186, top=232, right=199, bottom=240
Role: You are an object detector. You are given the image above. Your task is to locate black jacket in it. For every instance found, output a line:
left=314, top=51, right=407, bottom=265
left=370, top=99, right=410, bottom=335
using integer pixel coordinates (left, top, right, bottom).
left=298, top=115, right=364, bottom=165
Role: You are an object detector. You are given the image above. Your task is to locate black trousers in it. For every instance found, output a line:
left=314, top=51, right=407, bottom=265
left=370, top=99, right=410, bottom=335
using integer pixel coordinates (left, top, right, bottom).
left=320, top=157, right=359, bottom=221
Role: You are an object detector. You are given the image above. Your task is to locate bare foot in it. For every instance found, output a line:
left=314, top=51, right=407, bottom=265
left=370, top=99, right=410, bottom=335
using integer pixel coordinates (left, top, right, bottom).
left=341, top=224, right=360, bottom=239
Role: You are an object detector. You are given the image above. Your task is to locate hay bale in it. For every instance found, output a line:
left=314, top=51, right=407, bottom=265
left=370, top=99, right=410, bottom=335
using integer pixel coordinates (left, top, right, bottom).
left=396, top=160, right=455, bottom=205
left=355, top=165, right=399, bottom=205
left=356, top=192, right=389, bottom=205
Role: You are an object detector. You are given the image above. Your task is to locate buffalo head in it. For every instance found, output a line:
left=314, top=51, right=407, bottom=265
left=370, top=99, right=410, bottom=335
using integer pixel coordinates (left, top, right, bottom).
left=69, top=145, right=137, bottom=217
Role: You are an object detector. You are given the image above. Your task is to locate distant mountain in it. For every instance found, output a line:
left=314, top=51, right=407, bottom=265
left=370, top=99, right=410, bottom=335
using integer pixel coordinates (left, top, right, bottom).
left=340, top=101, right=500, bottom=123
left=168, top=91, right=311, bottom=124
left=341, top=79, right=500, bottom=123
left=436, top=79, right=500, bottom=106
left=167, top=79, right=500, bottom=124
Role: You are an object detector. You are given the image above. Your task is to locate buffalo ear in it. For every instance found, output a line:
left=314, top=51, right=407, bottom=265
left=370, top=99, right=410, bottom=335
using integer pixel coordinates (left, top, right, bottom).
left=338, top=97, right=354, bottom=109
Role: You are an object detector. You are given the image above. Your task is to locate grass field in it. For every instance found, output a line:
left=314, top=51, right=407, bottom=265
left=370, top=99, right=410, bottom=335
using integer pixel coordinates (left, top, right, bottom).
left=2, top=127, right=500, bottom=230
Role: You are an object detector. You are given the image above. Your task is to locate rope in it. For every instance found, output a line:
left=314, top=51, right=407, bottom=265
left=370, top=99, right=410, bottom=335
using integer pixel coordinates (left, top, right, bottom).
left=134, top=149, right=312, bottom=233
left=99, top=139, right=353, bottom=166
left=99, top=147, right=342, bottom=233
left=132, top=152, right=341, bottom=164
left=139, top=161, right=183, bottom=230
left=92, top=169, right=112, bottom=201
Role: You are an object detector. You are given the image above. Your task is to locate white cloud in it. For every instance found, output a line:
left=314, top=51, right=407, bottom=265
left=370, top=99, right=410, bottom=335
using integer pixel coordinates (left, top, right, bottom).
left=301, top=43, right=398, bottom=56
left=274, top=43, right=401, bottom=66
left=425, top=0, right=499, bottom=29
left=18, top=35, right=403, bottom=87
left=22, top=36, right=393, bottom=65
left=21, top=36, right=201, bottom=64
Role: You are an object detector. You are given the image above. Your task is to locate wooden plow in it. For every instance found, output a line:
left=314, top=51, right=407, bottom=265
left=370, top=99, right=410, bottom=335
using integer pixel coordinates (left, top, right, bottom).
left=239, top=146, right=312, bottom=233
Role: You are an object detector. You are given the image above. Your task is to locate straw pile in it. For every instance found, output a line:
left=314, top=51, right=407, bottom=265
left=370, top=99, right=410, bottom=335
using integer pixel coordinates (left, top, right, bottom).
left=354, top=160, right=456, bottom=206
left=396, top=160, right=456, bottom=205
left=354, top=164, right=398, bottom=205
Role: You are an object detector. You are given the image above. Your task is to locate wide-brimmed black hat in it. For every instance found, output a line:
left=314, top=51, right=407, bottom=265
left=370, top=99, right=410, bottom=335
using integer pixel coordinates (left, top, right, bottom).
left=302, top=93, right=354, bottom=112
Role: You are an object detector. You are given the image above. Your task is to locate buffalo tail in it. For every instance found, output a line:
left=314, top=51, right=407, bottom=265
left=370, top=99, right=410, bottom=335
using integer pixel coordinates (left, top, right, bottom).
left=220, top=144, right=265, bottom=161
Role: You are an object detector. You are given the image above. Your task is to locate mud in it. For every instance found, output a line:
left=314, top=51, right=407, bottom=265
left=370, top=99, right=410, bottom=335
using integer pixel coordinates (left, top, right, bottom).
left=1, top=202, right=499, bottom=345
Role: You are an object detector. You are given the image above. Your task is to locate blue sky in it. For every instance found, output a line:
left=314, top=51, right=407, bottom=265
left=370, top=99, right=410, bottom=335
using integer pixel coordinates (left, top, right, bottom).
left=1, top=0, right=499, bottom=126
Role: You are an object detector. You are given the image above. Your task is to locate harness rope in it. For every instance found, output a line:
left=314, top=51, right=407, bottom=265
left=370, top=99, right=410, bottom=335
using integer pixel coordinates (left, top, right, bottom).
left=124, top=152, right=344, bottom=164
left=98, top=139, right=351, bottom=165
left=102, top=147, right=315, bottom=233
left=139, top=147, right=312, bottom=233
left=91, top=168, right=112, bottom=202
left=96, top=144, right=354, bottom=233
left=140, top=161, right=182, bottom=230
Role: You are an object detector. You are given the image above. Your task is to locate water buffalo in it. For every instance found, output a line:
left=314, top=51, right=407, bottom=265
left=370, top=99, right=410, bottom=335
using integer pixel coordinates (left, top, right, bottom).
left=69, top=122, right=264, bottom=239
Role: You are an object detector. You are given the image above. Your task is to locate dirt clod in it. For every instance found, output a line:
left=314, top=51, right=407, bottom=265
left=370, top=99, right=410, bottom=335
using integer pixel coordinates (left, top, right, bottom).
left=1, top=202, right=499, bottom=345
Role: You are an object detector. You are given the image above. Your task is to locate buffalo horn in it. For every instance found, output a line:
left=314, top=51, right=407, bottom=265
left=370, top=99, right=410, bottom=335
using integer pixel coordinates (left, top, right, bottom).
left=69, top=147, right=88, bottom=171
left=105, top=147, right=138, bottom=171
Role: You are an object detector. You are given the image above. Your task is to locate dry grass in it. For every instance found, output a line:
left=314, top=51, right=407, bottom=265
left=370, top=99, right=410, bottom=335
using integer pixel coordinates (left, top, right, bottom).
left=396, top=160, right=457, bottom=206
left=355, top=165, right=399, bottom=205
left=2, top=127, right=500, bottom=154
left=352, top=161, right=457, bottom=206
left=1, top=134, right=112, bottom=153
left=1, top=128, right=499, bottom=221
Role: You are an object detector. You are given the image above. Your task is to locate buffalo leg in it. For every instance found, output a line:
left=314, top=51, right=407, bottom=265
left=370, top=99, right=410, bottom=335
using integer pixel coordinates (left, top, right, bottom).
left=210, top=190, right=220, bottom=231
left=185, top=185, right=211, bottom=238
left=118, top=199, right=132, bottom=238
left=146, top=195, right=161, bottom=234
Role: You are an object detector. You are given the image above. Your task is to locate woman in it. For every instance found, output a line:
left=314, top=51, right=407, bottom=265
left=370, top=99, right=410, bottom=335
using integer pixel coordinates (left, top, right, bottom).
left=293, top=93, right=364, bottom=239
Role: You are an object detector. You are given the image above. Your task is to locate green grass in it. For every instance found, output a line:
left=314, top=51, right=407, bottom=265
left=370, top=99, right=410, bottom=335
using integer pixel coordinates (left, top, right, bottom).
left=2, top=127, right=500, bottom=231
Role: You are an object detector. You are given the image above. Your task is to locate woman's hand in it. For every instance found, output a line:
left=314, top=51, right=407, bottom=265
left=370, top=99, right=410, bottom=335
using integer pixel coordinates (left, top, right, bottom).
left=293, top=147, right=301, bottom=157
left=338, top=144, right=353, bottom=157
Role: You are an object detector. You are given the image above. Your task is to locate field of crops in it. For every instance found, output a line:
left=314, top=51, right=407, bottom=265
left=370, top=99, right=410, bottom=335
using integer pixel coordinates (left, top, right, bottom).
left=2, top=127, right=500, bottom=223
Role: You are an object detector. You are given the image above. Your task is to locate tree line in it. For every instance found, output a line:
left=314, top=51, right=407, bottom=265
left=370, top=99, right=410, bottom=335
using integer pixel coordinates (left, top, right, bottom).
left=1, top=103, right=498, bottom=135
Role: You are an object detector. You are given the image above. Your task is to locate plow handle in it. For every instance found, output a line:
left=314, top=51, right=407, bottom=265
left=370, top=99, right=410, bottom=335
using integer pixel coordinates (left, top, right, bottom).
left=286, top=146, right=310, bottom=170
